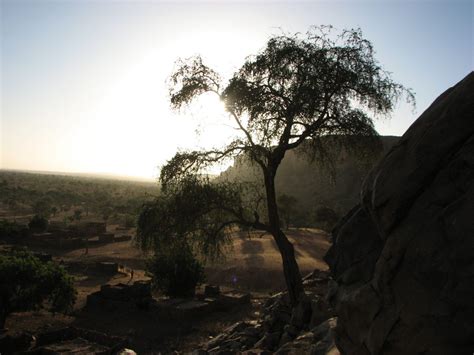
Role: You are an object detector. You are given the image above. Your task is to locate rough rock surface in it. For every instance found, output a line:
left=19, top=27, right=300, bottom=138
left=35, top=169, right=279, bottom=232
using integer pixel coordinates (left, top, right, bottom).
left=0, top=326, right=129, bottom=354
left=325, top=72, right=474, bottom=355
left=193, top=270, right=339, bottom=355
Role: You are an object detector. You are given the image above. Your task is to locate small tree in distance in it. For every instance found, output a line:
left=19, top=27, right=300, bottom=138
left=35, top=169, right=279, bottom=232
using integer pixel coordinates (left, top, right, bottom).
left=32, top=198, right=52, bottom=218
left=73, top=209, right=82, bottom=222
left=278, top=194, right=298, bottom=230
left=28, top=215, right=49, bottom=233
left=139, top=26, right=414, bottom=306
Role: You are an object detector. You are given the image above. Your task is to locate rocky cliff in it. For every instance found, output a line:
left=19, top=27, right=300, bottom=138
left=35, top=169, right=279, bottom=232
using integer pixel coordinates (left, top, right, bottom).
left=325, top=72, right=474, bottom=354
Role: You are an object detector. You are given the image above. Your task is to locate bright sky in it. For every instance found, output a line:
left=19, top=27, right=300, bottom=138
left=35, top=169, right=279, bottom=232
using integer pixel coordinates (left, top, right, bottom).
left=1, top=0, right=472, bottom=179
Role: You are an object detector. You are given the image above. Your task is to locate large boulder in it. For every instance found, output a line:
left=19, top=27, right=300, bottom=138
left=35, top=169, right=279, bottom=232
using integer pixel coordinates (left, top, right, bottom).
left=325, top=72, right=474, bottom=355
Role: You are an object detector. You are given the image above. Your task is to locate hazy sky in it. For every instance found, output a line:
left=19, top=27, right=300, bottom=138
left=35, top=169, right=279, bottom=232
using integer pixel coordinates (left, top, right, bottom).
left=1, top=0, right=472, bottom=179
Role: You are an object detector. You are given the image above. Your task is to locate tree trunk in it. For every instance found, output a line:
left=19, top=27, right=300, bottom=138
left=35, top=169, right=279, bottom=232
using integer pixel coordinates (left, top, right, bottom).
left=264, top=170, right=304, bottom=306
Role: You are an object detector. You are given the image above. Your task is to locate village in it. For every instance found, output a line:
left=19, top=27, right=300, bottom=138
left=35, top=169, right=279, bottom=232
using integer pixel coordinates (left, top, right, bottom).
left=0, top=204, right=332, bottom=354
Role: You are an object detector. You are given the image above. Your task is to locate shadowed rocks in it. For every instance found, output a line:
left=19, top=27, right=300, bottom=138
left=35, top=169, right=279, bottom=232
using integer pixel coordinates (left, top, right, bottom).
left=193, top=270, right=337, bottom=354
left=325, top=72, right=474, bottom=355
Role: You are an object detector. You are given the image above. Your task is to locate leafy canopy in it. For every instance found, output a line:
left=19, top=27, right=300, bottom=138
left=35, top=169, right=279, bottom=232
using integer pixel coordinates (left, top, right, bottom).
left=0, top=249, right=76, bottom=327
left=165, top=26, right=414, bottom=183
left=137, top=176, right=263, bottom=261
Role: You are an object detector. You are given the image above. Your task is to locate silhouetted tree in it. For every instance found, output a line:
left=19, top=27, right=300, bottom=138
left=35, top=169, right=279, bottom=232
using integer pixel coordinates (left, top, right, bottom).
left=137, top=176, right=244, bottom=261
left=142, top=27, right=414, bottom=305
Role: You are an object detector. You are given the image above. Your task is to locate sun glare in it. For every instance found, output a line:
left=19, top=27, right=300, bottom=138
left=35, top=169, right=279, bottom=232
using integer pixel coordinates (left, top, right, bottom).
left=66, top=24, right=260, bottom=179
left=72, top=51, right=236, bottom=178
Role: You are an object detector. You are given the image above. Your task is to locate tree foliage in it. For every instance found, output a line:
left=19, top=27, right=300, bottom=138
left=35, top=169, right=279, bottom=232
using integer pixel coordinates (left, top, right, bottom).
left=143, top=26, right=414, bottom=305
left=137, top=176, right=264, bottom=262
left=166, top=26, right=414, bottom=178
left=0, top=249, right=76, bottom=328
left=28, top=215, right=49, bottom=233
left=0, top=220, right=28, bottom=239
left=146, top=242, right=205, bottom=298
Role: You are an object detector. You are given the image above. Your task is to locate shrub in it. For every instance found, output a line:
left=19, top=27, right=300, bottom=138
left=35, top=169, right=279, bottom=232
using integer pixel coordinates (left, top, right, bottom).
left=0, top=249, right=77, bottom=329
left=0, top=220, right=27, bottom=239
left=313, top=206, right=340, bottom=231
left=28, top=215, right=49, bottom=233
left=146, top=243, right=205, bottom=298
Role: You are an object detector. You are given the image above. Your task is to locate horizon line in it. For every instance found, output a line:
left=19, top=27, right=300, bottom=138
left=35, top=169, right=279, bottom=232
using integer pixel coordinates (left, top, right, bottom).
left=0, top=168, right=157, bottom=183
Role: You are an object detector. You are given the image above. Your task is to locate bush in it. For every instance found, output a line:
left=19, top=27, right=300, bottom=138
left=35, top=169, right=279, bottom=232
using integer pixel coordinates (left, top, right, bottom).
left=0, top=249, right=77, bottom=329
left=146, top=244, right=205, bottom=298
left=28, top=215, right=49, bottom=233
left=313, top=206, right=340, bottom=231
left=0, top=220, right=28, bottom=239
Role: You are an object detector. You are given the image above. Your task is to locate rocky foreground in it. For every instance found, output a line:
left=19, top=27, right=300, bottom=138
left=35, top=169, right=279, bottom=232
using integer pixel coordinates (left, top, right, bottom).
left=193, top=270, right=337, bottom=355
left=0, top=270, right=336, bottom=355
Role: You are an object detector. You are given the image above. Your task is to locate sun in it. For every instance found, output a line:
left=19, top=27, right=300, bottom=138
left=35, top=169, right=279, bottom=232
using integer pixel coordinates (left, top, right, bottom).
left=186, top=92, right=237, bottom=149
left=192, top=93, right=227, bottom=119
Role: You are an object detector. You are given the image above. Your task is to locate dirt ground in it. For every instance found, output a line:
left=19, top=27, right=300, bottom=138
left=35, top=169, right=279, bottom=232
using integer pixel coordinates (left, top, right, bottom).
left=5, top=228, right=331, bottom=353
left=205, top=228, right=330, bottom=293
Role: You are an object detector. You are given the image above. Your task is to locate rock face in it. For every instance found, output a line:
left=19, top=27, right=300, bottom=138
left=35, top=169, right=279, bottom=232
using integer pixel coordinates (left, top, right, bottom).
left=325, top=72, right=474, bottom=355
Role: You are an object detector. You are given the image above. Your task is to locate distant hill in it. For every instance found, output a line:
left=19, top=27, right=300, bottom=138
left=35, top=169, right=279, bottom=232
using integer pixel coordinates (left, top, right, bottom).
left=218, top=136, right=400, bottom=227
left=0, top=169, right=155, bottom=183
